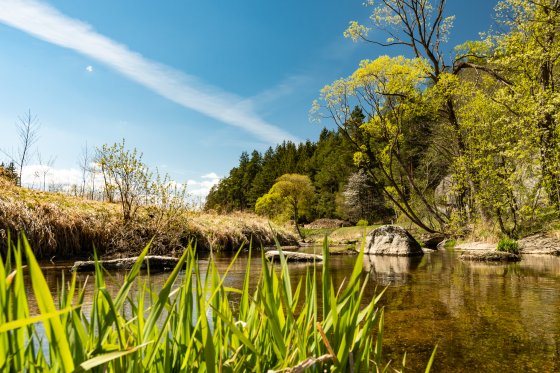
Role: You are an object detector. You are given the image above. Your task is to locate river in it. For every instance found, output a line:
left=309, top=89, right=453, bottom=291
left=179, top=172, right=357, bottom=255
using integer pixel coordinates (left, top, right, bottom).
left=33, top=248, right=560, bottom=372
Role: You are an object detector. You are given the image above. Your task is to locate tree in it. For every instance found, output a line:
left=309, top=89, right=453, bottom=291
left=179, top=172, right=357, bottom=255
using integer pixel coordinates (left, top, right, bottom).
left=95, top=140, right=151, bottom=222
left=438, top=0, right=560, bottom=235
left=78, top=142, right=92, bottom=198
left=343, top=170, right=391, bottom=223
left=489, top=0, right=560, bottom=209
left=255, top=174, right=315, bottom=239
left=306, top=129, right=355, bottom=218
left=34, top=153, right=56, bottom=191
left=336, top=0, right=516, bottom=230
left=0, top=110, right=40, bottom=187
left=16, top=110, right=40, bottom=187
left=314, top=56, right=450, bottom=233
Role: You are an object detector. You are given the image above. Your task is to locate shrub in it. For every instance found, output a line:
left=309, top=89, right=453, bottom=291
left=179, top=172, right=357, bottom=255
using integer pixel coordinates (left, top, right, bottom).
left=497, top=237, right=519, bottom=254
left=356, top=219, right=369, bottom=227
left=444, top=239, right=457, bottom=249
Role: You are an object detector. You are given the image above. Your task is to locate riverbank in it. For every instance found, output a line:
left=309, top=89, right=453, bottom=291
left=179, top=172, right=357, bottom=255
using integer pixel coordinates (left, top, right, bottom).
left=0, top=179, right=297, bottom=259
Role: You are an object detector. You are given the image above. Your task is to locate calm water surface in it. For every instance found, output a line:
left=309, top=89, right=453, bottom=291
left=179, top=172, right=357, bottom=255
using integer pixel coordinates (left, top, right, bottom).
left=35, top=249, right=560, bottom=372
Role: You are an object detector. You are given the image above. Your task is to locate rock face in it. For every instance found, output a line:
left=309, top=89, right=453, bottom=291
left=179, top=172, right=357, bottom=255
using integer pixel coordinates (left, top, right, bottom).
left=304, top=219, right=352, bottom=229
left=364, top=225, right=423, bottom=256
left=518, top=233, right=560, bottom=255
left=420, top=233, right=447, bottom=249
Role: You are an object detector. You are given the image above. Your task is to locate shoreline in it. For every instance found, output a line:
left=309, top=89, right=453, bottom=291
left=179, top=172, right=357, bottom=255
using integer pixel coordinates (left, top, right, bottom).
left=0, top=179, right=298, bottom=259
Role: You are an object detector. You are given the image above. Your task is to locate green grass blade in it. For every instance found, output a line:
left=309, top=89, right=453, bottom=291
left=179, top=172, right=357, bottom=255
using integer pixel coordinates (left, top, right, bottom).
left=322, top=235, right=330, bottom=320
left=0, top=307, right=74, bottom=333
left=425, top=345, right=438, bottom=373
left=23, top=235, right=75, bottom=372
left=212, top=307, right=259, bottom=355
left=80, top=342, right=153, bottom=370
left=114, top=239, right=153, bottom=310
left=142, top=245, right=189, bottom=343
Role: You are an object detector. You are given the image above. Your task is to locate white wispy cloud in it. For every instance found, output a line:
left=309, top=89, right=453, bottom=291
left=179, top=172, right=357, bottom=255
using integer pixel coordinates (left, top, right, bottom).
left=247, top=74, right=311, bottom=108
left=85, top=65, right=93, bottom=72
left=187, top=173, right=220, bottom=197
left=21, top=164, right=84, bottom=188
left=0, top=0, right=299, bottom=144
left=201, top=172, right=219, bottom=180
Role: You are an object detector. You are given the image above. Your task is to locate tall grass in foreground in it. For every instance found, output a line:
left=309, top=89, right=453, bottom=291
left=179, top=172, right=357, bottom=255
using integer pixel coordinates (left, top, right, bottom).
left=0, top=235, right=434, bottom=372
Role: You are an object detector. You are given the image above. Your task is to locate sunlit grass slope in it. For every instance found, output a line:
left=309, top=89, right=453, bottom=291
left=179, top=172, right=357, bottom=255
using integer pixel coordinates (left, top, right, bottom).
left=0, top=179, right=297, bottom=259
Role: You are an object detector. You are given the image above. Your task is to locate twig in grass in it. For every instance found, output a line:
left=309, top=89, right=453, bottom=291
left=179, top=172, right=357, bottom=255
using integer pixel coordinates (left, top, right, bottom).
left=316, top=322, right=338, bottom=364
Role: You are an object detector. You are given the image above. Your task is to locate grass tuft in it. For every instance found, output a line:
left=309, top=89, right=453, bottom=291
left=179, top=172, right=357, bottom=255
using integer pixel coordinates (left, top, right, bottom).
left=496, top=237, right=519, bottom=254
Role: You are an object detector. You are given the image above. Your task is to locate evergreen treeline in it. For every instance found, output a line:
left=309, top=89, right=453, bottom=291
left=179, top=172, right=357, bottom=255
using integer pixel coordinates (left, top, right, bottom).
left=0, top=162, right=18, bottom=185
left=205, top=128, right=390, bottom=223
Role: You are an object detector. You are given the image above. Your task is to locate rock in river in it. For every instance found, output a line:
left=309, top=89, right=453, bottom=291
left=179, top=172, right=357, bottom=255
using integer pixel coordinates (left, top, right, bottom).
left=460, top=251, right=521, bottom=262
left=364, top=225, right=423, bottom=256
left=72, top=256, right=180, bottom=272
left=265, top=250, right=323, bottom=262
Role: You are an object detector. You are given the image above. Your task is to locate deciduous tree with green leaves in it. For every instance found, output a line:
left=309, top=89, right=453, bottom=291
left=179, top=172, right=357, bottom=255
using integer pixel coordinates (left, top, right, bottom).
left=255, top=174, right=314, bottom=239
left=489, top=0, right=560, bottom=209
left=314, top=56, right=449, bottom=233
left=95, top=140, right=152, bottom=222
left=333, top=0, right=520, bottom=232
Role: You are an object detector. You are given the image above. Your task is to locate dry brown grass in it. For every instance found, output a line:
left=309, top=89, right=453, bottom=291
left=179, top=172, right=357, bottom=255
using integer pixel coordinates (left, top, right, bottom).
left=0, top=179, right=297, bottom=259
left=186, top=211, right=297, bottom=251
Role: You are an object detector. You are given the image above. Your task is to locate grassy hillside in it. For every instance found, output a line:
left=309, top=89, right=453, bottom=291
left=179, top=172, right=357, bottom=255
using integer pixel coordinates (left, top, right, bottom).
left=0, top=178, right=297, bottom=259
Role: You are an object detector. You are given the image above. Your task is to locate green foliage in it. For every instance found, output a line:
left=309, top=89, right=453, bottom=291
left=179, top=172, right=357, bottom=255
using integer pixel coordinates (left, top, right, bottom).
left=255, top=191, right=288, bottom=220
left=357, top=219, right=369, bottom=227
left=0, top=236, right=411, bottom=372
left=205, top=130, right=368, bottom=222
left=95, top=139, right=188, bottom=223
left=496, top=238, right=520, bottom=254
left=311, top=0, right=560, bottom=239
left=443, top=239, right=457, bottom=249
left=96, top=139, right=152, bottom=221
left=256, top=174, right=314, bottom=238
left=315, top=55, right=449, bottom=233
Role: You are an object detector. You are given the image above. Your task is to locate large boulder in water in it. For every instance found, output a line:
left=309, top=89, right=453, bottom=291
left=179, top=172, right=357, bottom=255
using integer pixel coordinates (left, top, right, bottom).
left=364, top=225, right=423, bottom=256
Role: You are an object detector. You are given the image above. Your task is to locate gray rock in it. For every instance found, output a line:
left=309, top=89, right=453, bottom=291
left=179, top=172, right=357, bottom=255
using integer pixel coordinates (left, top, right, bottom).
left=460, top=251, right=521, bottom=262
left=265, top=250, right=323, bottom=262
left=71, top=255, right=180, bottom=272
left=364, top=225, right=423, bottom=256
left=518, top=233, right=560, bottom=255
left=420, top=233, right=447, bottom=249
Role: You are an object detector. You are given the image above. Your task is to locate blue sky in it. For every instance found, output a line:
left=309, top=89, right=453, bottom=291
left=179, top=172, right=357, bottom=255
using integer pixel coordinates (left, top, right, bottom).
left=0, top=0, right=496, bottom=198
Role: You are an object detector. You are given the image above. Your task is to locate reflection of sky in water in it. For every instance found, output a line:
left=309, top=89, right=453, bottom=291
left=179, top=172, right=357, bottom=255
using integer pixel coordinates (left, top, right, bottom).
left=24, top=250, right=560, bottom=372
